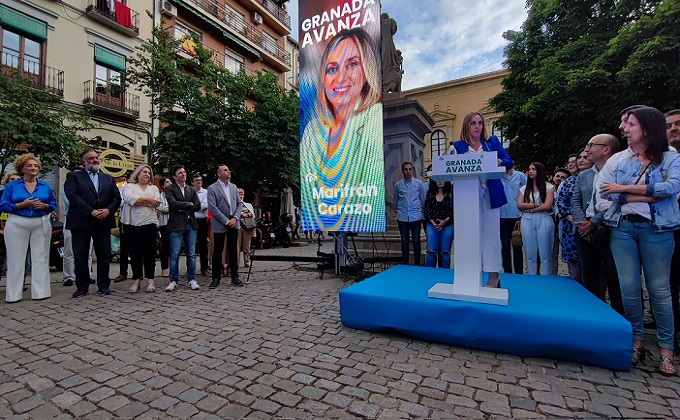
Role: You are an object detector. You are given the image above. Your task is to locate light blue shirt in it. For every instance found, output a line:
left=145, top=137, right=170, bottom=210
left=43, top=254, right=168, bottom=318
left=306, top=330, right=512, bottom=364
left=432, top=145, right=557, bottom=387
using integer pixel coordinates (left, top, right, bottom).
left=500, top=170, right=526, bottom=219
left=394, top=177, right=426, bottom=222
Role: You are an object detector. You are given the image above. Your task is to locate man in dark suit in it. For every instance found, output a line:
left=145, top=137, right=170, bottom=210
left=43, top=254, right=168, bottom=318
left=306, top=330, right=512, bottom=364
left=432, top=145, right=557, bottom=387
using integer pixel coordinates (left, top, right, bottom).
left=64, top=150, right=121, bottom=298
left=207, top=164, right=243, bottom=288
left=164, top=165, right=201, bottom=292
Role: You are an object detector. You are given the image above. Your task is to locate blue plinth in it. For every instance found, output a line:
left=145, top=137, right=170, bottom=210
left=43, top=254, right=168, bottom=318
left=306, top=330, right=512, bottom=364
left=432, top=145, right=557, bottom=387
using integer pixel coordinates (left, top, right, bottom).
left=339, top=265, right=632, bottom=371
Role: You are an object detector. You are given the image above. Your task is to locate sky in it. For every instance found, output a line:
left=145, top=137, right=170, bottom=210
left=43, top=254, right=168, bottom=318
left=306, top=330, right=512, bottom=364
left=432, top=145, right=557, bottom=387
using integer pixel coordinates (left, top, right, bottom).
left=287, top=0, right=528, bottom=90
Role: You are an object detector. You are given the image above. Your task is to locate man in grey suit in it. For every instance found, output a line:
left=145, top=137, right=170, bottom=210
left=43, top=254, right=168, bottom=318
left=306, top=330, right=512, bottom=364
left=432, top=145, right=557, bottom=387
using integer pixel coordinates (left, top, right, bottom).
left=571, top=133, right=623, bottom=314
left=207, top=164, right=243, bottom=288
left=165, top=165, right=201, bottom=292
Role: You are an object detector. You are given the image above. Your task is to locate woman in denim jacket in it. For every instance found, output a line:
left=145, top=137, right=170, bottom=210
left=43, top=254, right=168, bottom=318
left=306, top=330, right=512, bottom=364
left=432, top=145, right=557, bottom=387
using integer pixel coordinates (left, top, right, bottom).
left=600, top=106, right=680, bottom=376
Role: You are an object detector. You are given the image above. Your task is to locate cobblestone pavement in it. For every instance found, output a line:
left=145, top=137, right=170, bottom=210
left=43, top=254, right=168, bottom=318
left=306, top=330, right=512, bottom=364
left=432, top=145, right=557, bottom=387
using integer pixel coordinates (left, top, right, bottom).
left=0, top=239, right=678, bottom=419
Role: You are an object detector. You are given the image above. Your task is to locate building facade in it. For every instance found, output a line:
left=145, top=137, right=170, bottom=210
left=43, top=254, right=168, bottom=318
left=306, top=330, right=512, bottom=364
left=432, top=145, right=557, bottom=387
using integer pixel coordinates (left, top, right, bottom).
left=404, top=70, right=508, bottom=178
left=160, top=0, right=292, bottom=88
left=1, top=0, right=154, bottom=202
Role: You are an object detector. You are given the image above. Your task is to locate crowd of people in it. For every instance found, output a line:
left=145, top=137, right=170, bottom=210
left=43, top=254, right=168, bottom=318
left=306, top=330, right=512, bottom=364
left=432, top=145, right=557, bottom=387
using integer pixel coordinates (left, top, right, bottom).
left=0, top=153, right=257, bottom=303
left=395, top=107, right=680, bottom=376
left=1, top=106, right=679, bottom=376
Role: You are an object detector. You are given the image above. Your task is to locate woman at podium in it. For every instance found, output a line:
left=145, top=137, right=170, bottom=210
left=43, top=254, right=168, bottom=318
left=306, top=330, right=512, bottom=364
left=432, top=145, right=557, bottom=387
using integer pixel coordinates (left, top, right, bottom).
left=449, top=112, right=513, bottom=287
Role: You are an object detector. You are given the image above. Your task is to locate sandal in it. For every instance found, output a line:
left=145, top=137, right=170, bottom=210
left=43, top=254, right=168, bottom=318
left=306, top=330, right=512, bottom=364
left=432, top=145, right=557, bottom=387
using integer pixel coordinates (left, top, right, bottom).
left=146, top=284, right=156, bottom=293
left=658, top=354, right=677, bottom=376
left=631, top=345, right=647, bottom=366
left=128, top=284, right=139, bottom=293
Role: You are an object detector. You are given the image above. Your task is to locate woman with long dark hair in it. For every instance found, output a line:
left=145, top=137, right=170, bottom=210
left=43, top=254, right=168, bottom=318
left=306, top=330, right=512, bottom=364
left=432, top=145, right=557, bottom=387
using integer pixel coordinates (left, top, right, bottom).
left=600, top=106, right=680, bottom=376
left=423, top=180, right=453, bottom=268
left=517, top=162, right=555, bottom=275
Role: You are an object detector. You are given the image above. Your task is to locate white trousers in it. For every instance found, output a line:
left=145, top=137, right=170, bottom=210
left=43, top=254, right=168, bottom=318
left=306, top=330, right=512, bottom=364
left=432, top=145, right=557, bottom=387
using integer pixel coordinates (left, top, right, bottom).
left=480, top=191, right=503, bottom=273
left=5, top=214, right=51, bottom=302
left=520, top=212, right=555, bottom=275
left=63, top=228, right=92, bottom=281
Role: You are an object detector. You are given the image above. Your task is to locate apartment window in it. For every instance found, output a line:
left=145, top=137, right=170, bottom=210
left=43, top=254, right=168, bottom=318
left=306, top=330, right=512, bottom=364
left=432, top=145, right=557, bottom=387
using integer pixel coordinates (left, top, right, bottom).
left=0, top=5, right=47, bottom=81
left=224, top=3, right=246, bottom=33
left=174, top=22, right=201, bottom=56
left=2, top=28, right=40, bottom=74
left=431, top=130, right=447, bottom=157
left=262, top=31, right=277, bottom=56
left=94, top=45, right=125, bottom=106
left=224, top=52, right=244, bottom=74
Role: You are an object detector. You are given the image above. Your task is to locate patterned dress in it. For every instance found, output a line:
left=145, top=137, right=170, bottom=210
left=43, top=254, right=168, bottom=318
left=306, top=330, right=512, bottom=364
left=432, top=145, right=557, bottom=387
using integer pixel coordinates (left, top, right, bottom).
left=555, top=176, right=579, bottom=264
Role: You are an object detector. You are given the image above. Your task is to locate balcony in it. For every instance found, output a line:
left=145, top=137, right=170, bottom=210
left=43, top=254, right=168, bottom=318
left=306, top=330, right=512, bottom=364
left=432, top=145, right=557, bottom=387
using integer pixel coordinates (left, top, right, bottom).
left=241, top=0, right=291, bottom=33
left=1, top=51, right=64, bottom=96
left=83, top=80, right=140, bottom=118
left=181, top=0, right=291, bottom=71
left=85, top=0, right=139, bottom=36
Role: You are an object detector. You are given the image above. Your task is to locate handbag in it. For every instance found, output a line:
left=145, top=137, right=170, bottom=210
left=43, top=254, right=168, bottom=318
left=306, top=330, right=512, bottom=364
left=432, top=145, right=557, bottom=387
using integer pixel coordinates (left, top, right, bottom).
left=511, top=220, right=522, bottom=247
left=240, top=216, right=256, bottom=230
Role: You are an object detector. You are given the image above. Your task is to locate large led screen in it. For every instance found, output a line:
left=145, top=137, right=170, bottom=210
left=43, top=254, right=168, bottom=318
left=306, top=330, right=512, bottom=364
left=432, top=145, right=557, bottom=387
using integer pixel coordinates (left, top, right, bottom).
left=299, top=0, right=385, bottom=232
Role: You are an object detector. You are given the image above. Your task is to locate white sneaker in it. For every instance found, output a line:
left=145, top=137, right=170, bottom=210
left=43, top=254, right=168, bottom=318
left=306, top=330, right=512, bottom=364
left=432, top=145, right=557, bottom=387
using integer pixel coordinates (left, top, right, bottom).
left=189, top=280, right=200, bottom=290
left=165, top=281, right=177, bottom=292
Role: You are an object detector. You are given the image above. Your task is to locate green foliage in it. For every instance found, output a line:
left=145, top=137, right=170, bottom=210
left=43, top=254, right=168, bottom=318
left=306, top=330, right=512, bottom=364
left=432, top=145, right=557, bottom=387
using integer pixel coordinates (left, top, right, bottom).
left=0, top=72, right=95, bottom=178
left=491, top=0, right=675, bottom=171
left=126, top=23, right=300, bottom=193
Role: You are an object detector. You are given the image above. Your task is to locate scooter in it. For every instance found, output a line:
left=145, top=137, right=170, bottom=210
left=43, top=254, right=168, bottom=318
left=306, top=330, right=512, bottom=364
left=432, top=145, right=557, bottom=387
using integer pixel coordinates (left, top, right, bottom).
left=272, top=213, right=293, bottom=248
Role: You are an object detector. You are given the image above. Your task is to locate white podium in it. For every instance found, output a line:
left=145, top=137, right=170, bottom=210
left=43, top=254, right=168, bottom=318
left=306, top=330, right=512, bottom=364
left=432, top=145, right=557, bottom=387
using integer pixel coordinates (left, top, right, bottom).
left=427, top=152, right=508, bottom=306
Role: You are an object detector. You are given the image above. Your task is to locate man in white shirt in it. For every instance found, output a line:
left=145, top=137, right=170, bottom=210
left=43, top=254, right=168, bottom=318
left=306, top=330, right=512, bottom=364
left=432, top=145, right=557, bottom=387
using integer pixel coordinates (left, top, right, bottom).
left=192, top=174, right=210, bottom=277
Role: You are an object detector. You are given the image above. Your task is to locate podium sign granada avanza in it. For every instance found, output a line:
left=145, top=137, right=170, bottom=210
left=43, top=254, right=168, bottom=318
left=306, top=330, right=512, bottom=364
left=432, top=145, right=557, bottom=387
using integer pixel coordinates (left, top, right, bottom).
left=427, top=152, right=508, bottom=305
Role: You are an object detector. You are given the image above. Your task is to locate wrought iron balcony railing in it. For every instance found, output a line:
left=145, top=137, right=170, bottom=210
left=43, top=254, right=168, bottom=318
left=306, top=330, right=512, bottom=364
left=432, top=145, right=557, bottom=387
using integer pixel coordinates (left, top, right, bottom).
left=83, top=80, right=140, bottom=118
left=184, top=0, right=291, bottom=66
left=1, top=51, right=64, bottom=96
left=86, top=0, right=140, bottom=36
left=252, top=0, right=291, bottom=30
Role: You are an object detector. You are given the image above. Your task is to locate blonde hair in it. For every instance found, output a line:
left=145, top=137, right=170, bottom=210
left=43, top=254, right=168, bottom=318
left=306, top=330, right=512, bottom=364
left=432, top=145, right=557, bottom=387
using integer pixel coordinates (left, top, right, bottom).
left=2, top=172, right=20, bottom=185
left=128, top=164, right=154, bottom=184
left=317, top=28, right=381, bottom=128
left=459, top=112, right=488, bottom=144
left=13, top=154, right=42, bottom=175
left=237, top=188, right=245, bottom=195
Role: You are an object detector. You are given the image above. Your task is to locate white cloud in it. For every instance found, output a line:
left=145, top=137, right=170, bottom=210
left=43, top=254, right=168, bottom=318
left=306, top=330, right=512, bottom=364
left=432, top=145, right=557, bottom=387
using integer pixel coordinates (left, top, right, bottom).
left=289, top=0, right=527, bottom=89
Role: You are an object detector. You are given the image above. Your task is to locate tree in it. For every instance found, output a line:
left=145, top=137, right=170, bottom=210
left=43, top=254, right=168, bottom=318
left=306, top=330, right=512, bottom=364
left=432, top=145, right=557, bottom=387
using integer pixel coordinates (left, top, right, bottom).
left=0, top=72, right=94, bottom=178
left=490, top=0, right=673, bottom=170
left=126, top=23, right=300, bottom=193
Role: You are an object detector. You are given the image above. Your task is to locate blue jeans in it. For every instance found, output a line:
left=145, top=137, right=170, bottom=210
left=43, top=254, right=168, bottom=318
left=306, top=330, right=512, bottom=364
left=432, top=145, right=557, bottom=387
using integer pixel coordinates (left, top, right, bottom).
left=398, top=220, right=422, bottom=265
left=426, top=224, right=453, bottom=268
left=610, top=220, right=675, bottom=350
left=169, top=224, right=197, bottom=283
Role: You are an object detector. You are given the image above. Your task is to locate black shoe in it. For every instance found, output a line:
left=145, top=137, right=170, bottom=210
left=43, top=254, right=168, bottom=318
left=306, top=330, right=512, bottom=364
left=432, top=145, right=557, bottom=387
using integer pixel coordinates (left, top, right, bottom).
left=62, top=279, right=74, bottom=287
left=231, top=277, right=243, bottom=287
left=209, top=279, right=220, bottom=289
left=98, top=288, right=112, bottom=296
left=89, top=278, right=96, bottom=285
left=72, top=289, right=88, bottom=298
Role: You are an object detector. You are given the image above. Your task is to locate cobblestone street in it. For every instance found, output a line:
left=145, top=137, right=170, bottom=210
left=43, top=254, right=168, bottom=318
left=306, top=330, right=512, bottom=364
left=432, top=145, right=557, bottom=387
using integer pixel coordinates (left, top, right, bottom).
left=0, top=239, right=678, bottom=418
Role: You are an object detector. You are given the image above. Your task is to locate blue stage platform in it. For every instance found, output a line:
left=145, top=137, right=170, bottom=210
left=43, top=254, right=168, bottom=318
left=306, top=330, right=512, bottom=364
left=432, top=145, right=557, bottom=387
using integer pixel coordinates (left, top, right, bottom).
left=339, top=265, right=632, bottom=371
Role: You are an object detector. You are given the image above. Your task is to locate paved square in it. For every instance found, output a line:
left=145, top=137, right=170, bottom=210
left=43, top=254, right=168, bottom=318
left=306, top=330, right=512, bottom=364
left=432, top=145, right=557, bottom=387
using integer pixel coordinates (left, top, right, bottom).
left=0, top=241, right=678, bottom=418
